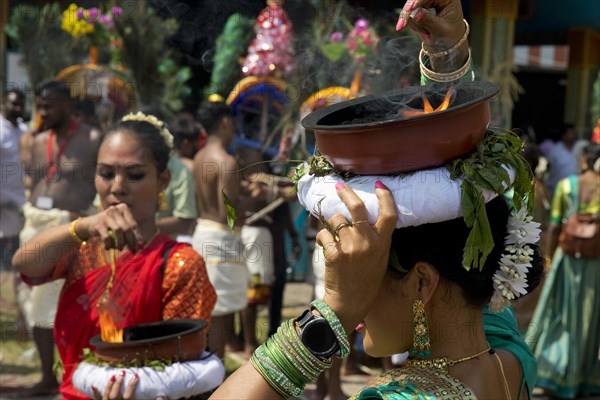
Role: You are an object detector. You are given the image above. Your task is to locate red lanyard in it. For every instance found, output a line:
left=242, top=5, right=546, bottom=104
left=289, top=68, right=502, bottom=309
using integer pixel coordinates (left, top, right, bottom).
left=46, top=120, right=77, bottom=181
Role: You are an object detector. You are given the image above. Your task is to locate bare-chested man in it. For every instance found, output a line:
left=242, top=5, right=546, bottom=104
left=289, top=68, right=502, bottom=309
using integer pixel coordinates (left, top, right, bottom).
left=17, top=80, right=100, bottom=396
left=192, top=101, right=248, bottom=359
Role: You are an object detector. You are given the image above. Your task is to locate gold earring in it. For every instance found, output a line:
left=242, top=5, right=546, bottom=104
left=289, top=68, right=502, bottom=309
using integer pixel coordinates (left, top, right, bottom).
left=158, top=191, right=169, bottom=212
left=411, top=299, right=431, bottom=358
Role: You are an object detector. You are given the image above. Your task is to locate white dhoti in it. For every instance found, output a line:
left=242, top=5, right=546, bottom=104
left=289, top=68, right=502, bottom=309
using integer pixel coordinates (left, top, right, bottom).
left=192, top=219, right=248, bottom=317
left=240, top=225, right=275, bottom=285
left=17, top=202, right=68, bottom=329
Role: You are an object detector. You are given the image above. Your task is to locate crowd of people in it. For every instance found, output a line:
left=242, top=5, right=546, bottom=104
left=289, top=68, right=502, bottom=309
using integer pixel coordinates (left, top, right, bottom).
left=1, top=0, right=599, bottom=399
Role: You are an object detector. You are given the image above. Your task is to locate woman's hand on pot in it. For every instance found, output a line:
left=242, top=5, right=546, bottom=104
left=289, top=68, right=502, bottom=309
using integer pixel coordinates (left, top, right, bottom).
left=92, top=371, right=139, bottom=400
left=317, top=180, right=397, bottom=334
left=77, top=204, right=143, bottom=251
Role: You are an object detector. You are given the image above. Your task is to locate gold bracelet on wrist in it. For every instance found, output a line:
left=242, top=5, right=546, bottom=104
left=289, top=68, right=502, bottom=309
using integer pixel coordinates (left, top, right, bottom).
left=422, top=19, right=470, bottom=59
left=69, top=217, right=86, bottom=245
left=420, top=48, right=472, bottom=83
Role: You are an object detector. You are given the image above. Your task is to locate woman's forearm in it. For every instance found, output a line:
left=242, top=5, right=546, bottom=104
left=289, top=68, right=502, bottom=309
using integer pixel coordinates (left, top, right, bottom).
left=12, top=223, right=79, bottom=277
left=209, top=362, right=283, bottom=400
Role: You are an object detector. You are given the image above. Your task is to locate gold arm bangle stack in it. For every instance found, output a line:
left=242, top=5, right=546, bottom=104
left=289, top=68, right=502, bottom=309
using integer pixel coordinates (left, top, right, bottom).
left=419, top=48, right=472, bottom=83
left=69, top=217, right=86, bottom=245
left=421, top=19, right=470, bottom=59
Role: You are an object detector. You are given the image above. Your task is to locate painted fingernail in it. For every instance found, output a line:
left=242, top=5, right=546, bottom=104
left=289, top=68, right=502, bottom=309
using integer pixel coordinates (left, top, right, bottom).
left=133, top=373, right=139, bottom=380
left=110, top=374, right=116, bottom=382
left=375, top=180, right=387, bottom=189
left=120, top=369, right=126, bottom=377
left=414, top=10, right=425, bottom=22
left=421, top=31, right=431, bottom=40
left=335, top=182, right=346, bottom=190
left=396, top=17, right=406, bottom=31
left=404, top=0, right=415, bottom=13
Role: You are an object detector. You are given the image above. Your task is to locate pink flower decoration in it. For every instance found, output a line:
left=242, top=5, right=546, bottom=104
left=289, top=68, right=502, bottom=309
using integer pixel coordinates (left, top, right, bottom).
left=330, top=31, right=344, bottom=42
left=75, top=8, right=84, bottom=19
left=354, top=18, right=369, bottom=32
left=111, top=6, right=123, bottom=17
left=88, top=7, right=100, bottom=21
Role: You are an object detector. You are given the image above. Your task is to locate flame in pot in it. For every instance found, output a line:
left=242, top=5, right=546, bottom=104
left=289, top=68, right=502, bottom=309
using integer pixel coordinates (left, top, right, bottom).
left=402, top=87, right=455, bottom=117
left=99, top=310, right=123, bottom=343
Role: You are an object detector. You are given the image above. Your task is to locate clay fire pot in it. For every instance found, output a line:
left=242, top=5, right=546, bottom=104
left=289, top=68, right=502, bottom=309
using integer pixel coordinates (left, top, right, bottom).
left=90, top=319, right=207, bottom=363
left=301, top=81, right=500, bottom=174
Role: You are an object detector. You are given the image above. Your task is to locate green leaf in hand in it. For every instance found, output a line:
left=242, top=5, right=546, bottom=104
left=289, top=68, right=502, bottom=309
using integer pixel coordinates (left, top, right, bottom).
left=222, top=191, right=237, bottom=232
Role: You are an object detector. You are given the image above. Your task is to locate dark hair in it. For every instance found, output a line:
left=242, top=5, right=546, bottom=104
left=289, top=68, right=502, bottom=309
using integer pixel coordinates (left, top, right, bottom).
left=522, top=143, right=541, bottom=172
left=390, top=196, right=544, bottom=307
left=584, top=144, right=600, bottom=173
left=171, top=116, right=199, bottom=148
left=74, top=99, right=95, bottom=117
left=36, top=80, right=71, bottom=102
left=101, top=119, right=170, bottom=173
left=197, top=102, right=232, bottom=134
left=4, top=88, right=25, bottom=101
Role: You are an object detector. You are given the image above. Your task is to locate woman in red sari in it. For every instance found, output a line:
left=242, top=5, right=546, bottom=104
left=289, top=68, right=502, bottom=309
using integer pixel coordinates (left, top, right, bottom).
left=13, top=113, right=217, bottom=400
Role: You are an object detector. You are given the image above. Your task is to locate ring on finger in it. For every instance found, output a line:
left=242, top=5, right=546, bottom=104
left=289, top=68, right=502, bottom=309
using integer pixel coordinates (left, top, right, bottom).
left=335, top=222, right=351, bottom=236
left=351, top=220, right=368, bottom=226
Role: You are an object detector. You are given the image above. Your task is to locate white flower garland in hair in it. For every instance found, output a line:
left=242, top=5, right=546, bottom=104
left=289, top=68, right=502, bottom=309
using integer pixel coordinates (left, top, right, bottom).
left=122, top=112, right=174, bottom=150
left=489, top=207, right=541, bottom=312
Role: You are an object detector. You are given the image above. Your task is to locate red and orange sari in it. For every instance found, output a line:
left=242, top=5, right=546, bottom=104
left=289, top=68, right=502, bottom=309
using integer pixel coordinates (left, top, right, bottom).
left=26, top=234, right=216, bottom=399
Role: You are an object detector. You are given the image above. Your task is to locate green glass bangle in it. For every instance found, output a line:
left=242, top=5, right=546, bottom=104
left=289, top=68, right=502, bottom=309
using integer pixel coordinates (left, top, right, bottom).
left=251, top=344, right=303, bottom=398
left=280, top=320, right=329, bottom=380
left=263, top=336, right=305, bottom=388
left=271, top=327, right=316, bottom=382
left=310, top=300, right=351, bottom=358
left=283, top=319, right=332, bottom=372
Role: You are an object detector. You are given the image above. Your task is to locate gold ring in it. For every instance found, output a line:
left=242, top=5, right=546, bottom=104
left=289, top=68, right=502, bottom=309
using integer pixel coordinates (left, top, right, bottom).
left=108, top=229, right=117, bottom=248
left=335, top=222, right=351, bottom=236
left=351, top=220, right=369, bottom=226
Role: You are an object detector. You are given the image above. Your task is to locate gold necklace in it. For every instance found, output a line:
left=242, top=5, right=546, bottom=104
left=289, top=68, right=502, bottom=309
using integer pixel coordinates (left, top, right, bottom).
left=97, top=229, right=160, bottom=308
left=405, top=346, right=492, bottom=373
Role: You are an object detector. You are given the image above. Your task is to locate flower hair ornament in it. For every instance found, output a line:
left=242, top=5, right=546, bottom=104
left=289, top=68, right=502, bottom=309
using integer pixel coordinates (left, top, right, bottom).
left=490, top=206, right=541, bottom=312
left=122, top=112, right=174, bottom=150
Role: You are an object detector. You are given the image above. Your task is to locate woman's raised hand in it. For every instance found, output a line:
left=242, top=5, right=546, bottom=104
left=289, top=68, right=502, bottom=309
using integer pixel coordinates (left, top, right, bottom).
left=77, top=204, right=143, bottom=251
left=316, top=181, right=397, bottom=334
left=396, top=0, right=466, bottom=53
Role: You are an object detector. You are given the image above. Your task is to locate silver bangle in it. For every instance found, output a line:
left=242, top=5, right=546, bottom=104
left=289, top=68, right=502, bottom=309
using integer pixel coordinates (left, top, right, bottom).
left=420, top=48, right=472, bottom=83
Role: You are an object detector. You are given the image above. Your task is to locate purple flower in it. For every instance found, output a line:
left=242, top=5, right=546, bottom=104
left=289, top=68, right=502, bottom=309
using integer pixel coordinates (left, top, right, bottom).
left=330, top=31, right=344, bottom=42
left=99, top=14, right=111, bottom=24
left=88, top=7, right=100, bottom=21
left=75, top=8, right=84, bottom=19
left=111, top=6, right=122, bottom=17
left=354, top=18, right=369, bottom=32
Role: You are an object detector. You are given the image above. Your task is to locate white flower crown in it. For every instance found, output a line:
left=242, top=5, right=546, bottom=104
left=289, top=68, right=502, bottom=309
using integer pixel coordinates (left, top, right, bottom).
left=489, top=206, right=541, bottom=312
left=122, top=112, right=174, bottom=150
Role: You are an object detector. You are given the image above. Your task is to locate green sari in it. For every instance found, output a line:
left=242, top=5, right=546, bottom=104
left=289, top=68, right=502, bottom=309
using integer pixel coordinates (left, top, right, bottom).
left=526, top=175, right=600, bottom=399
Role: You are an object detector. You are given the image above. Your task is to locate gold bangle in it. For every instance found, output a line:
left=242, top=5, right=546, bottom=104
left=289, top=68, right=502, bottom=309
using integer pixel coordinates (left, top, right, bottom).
left=422, top=19, right=470, bottom=59
left=69, top=217, right=86, bottom=245
left=420, top=48, right=472, bottom=83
